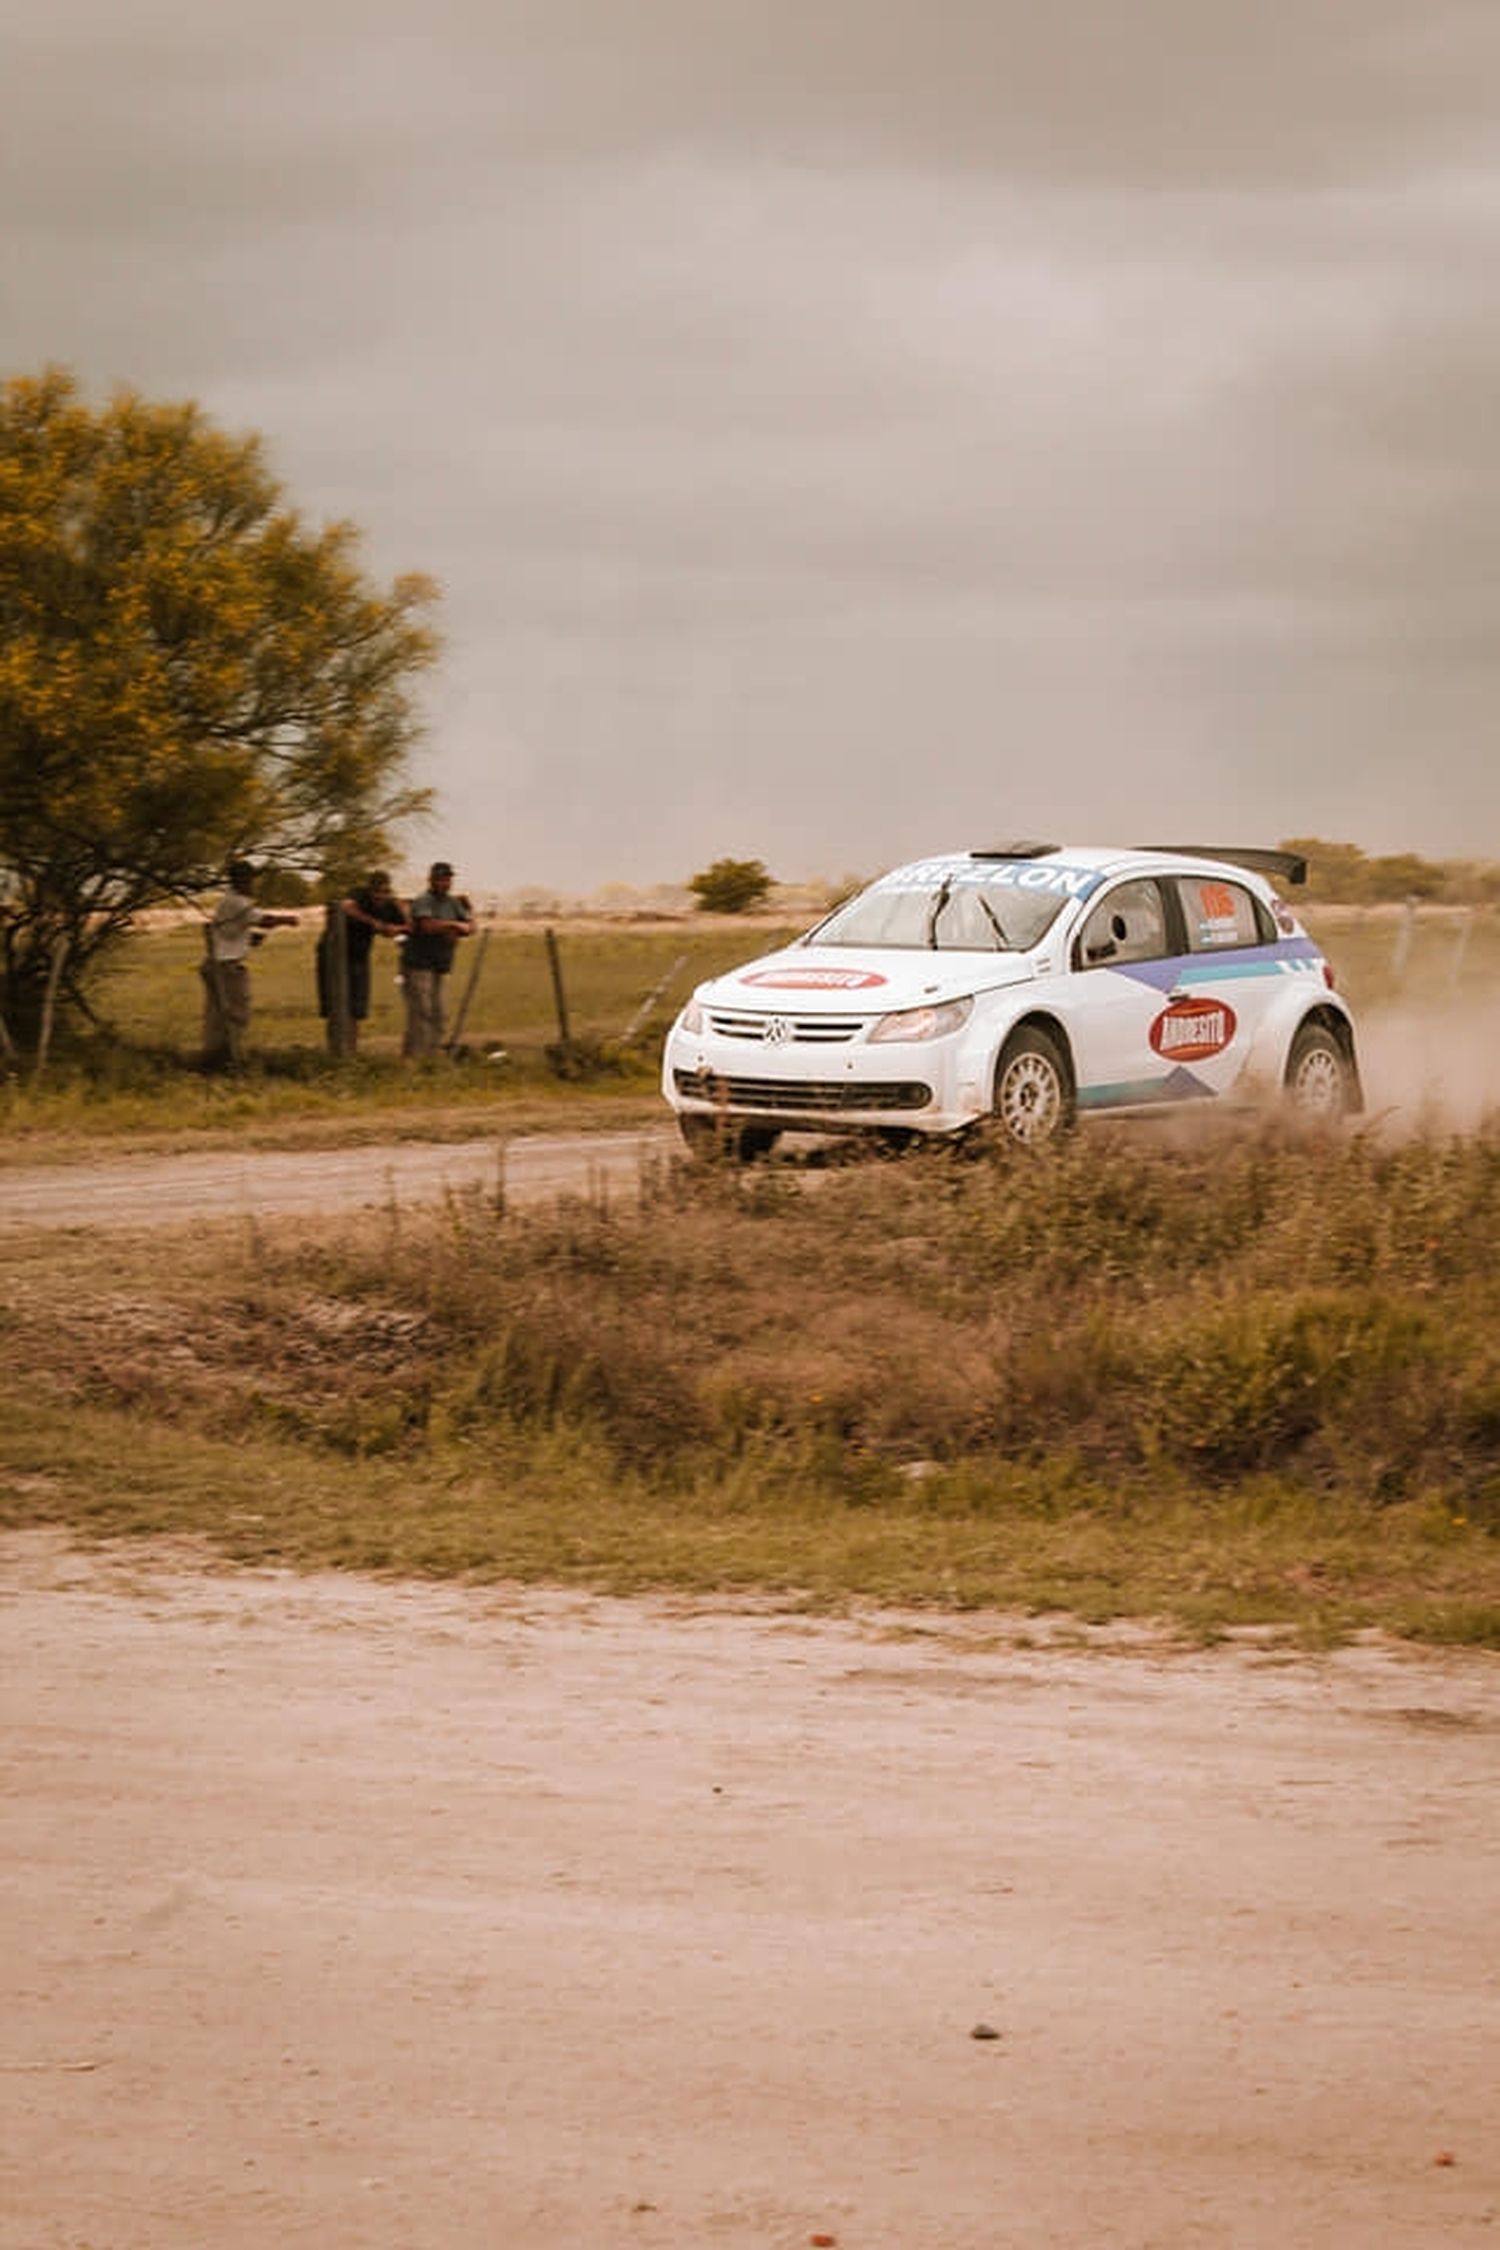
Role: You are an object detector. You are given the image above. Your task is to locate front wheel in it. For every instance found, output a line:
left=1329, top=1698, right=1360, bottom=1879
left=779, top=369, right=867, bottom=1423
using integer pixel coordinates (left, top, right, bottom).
left=1284, top=1022, right=1355, bottom=1124
left=992, top=1028, right=1072, bottom=1147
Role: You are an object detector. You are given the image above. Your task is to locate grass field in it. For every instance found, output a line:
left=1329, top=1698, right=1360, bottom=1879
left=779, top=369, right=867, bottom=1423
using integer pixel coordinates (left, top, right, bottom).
left=88, top=913, right=790, bottom=1056
left=4, top=1110, right=1500, bottom=1647
left=1, top=915, right=802, bottom=1156
left=4, top=904, right=1499, bottom=1648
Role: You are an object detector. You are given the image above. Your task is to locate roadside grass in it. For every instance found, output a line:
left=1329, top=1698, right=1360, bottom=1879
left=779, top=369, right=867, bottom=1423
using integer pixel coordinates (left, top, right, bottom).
left=0, top=1061, right=665, bottom=1166
left=4, top=1119, right=1498, bottom=1646
left=0, top=919, right=799, bottom=1156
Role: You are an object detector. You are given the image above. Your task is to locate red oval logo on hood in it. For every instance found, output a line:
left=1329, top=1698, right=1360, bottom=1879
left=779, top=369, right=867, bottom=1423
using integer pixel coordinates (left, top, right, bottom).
left=741, top=967, right=888, bottom=991
left=1150, top=995, right=1237, bottom=1062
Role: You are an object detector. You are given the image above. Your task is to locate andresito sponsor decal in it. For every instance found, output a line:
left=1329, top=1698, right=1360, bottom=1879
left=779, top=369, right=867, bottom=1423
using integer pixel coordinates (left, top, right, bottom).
left=1150, top=995, right=1237, bottom=1062
left=740, top=967, right=888, bottom=991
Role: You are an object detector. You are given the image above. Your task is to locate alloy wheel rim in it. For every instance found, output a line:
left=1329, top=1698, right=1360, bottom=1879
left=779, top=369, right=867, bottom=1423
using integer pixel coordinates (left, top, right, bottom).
left=1000, top=1055, right=1062, bottom=1142
left=1293, top=1047, right=1345, bottom=1118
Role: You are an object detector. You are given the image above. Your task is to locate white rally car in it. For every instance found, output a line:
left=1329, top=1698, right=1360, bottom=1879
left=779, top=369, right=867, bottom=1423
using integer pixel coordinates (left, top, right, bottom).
left=663, top=842, right=1362, bottom=1154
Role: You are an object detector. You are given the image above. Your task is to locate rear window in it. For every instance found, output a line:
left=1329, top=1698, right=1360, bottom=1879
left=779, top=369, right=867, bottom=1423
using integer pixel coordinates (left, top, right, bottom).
left=1172, top=876, right=1271, bottom=951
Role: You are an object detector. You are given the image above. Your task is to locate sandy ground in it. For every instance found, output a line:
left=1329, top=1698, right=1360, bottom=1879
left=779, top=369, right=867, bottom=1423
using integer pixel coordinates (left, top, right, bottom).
left=3, top=1529, right=1498, bottom=2249
left=0, top=1128, right=677, bottom=1232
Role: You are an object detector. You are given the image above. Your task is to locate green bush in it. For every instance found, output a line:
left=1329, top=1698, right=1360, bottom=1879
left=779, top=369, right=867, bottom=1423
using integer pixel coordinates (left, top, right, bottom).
left=688, top=857, right=774, bottom=914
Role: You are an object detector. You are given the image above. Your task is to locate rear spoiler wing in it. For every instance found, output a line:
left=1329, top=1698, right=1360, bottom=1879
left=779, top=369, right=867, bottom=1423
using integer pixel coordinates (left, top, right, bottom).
left=1136, top=846, right=1308, bottom=888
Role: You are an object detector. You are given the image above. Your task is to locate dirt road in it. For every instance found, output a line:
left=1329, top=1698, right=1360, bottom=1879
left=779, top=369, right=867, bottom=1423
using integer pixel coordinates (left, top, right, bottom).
left=0, top=1128, right=677, bottom=1231
left=3, top=1530, right=1498, bottom=2248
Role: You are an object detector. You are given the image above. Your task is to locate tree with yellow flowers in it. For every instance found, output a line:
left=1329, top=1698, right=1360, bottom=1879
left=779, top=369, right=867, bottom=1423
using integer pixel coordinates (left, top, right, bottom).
left=0, top=368, right=439, bottom=1049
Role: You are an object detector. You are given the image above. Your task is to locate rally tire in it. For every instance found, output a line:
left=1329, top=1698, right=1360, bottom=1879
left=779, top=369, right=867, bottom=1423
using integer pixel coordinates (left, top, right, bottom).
left=1283, top=1021, right=1355, bottom=1125
left=992, top=1027, right=1073, bottom=1147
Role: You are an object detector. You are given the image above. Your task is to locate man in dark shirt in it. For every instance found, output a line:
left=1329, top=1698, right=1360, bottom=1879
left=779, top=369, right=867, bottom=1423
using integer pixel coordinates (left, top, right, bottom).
left=401, top=861, right=475, bottom=1059
left=317, top=872, right=409, bottom=1053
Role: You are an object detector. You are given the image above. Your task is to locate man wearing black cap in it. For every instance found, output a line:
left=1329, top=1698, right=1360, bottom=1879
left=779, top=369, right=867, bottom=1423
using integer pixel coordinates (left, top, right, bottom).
left=401, top=861, right=475, bottom=1058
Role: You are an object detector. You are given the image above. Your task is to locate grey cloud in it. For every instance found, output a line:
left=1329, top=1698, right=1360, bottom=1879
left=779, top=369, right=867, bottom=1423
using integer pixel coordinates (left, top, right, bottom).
left=15, top=0, right=1500, bottom=201
left=3, top=0, right=1498, bottom=884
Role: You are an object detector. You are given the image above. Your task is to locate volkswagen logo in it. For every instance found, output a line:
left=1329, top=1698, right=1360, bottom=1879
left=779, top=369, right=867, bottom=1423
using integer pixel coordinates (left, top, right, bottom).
left=762, top=1015, right=791, bottom=1046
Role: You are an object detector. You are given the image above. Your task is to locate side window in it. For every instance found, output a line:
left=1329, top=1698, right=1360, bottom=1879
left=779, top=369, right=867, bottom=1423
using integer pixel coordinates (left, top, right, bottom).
left=1074, top=879, right=1168, bottom=969
left=1172, top=877, right=1269, bottom=952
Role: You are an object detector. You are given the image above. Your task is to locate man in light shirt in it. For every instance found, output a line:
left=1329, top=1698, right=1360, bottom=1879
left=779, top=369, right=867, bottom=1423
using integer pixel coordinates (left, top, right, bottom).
left=201, top=859, right=298, bottom=1069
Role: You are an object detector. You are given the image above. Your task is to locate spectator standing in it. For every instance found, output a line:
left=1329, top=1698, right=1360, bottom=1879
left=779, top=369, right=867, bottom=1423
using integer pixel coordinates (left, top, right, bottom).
left=200, top=859, right=298, bottom=1070
left=316, top=871, right=409, bottom=1053
left=401, top=860, right=475, bottom=1059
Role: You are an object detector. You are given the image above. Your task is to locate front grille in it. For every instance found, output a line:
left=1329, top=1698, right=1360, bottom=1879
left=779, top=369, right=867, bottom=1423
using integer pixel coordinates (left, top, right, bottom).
left=674, top=1069, right=932, bottom=1116
left=706, top=1009, right=866, bottom=1045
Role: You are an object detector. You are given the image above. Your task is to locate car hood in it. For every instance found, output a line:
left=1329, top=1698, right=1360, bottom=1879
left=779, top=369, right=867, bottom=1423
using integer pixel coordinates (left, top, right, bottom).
left=701, top=945, right=1037, bottom=1012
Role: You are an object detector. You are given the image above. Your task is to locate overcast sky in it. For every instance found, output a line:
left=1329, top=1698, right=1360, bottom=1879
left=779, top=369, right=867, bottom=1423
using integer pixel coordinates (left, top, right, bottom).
left=5, top=0, right=1499, bottom=891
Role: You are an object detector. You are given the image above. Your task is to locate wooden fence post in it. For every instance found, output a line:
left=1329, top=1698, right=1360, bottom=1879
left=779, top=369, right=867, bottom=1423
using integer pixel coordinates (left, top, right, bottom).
left=446, top=927, right=490, bottom=1055
left=544, top=926, right=572, bottom=1048
left=324, top=901, right=353, bottom=1058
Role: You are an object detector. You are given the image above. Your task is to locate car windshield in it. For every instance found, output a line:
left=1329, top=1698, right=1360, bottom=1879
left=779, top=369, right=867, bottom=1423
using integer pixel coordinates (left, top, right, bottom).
left=808, top=860, right=1089, bottom=952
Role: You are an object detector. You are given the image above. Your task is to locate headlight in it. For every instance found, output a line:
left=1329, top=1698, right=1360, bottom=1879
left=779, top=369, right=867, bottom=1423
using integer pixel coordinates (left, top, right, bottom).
left=868, top=997, right=973, bottom=1044
left=679, top=998, right=705, bottom=1034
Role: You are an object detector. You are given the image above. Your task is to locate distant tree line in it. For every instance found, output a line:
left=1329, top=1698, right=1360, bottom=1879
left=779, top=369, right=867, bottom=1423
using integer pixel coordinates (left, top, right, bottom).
left=1282, top=839, right=1500, bottom=907
left=681, top=845, right=1500, bottom=917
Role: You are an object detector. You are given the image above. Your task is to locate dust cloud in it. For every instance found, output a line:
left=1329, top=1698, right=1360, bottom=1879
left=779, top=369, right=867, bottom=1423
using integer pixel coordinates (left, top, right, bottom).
left=1356, top=992, right=1500, bottom=1133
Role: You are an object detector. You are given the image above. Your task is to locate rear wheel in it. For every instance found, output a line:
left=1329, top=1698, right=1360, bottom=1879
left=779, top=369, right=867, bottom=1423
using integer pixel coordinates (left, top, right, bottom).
left=1284, top=1022, right=1354, bottom=1124
left=993, top=1028, right=1072, bottom=1147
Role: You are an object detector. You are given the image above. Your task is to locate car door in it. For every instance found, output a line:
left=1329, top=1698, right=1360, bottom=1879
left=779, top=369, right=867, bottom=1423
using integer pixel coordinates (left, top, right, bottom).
left=1064, top=877, right=1182, bottom=1111
left=1153, top=871, right=1287, bottom=1097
